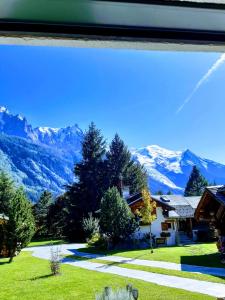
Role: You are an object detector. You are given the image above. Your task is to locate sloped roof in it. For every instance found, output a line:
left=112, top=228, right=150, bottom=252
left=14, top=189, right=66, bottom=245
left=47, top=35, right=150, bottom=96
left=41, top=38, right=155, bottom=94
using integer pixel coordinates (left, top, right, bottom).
left=152, top=195, right=201, bottom=208
left=127, top=192, right=174, bottom=210
left=152, top=195, right=201, bottom=218
left=206, top=186, right=225, bottom=206
left=195, top=185, right=225, bottom=220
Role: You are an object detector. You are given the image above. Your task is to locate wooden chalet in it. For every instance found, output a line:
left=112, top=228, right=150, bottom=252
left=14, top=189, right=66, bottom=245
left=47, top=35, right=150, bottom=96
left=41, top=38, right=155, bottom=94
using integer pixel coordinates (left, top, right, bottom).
left=127, top=193, right=202, bottom=245
left=127, top=192, right=177, bottom=246
left=195, top=186, right=225, bottom=237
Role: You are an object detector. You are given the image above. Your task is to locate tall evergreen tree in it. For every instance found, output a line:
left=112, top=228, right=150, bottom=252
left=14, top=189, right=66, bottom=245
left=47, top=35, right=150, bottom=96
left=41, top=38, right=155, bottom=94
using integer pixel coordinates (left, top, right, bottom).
left=100, top=187, right=138, bottom=245
left=106, top=134, right=147, bottom=195
left=0, top=172, right=15, bottom=257
left=0, top=172, right=35, bottom=262
left=6, top=188, right=35, bottom=262
left=65, top=123, right=106, bottom=240
left=184, top=166, right=208, bottom=196
left=106, top=134, right=132, bottom=194
left=125, top=163, right=147, bottom=195
left=34, top=190, right=53, bottom=237
left=48, top=194, right=68, bottom=238
left=0, top=172, right=15, bottom=213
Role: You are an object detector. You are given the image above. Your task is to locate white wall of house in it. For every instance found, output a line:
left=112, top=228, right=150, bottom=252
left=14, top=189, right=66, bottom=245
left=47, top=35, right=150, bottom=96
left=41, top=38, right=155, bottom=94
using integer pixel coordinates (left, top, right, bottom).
left=134, top=207, right=177, bottom=246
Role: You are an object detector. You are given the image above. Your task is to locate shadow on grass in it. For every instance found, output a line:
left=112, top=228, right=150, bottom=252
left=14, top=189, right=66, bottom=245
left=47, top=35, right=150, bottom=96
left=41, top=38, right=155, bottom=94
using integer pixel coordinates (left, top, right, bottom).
left=0, top=261, right=9, bottom=265
left=27, top=239, right=66, bottom=248
left=30, top=274, right=53, bottom=281
left=181, top=252, right=224, bottom=269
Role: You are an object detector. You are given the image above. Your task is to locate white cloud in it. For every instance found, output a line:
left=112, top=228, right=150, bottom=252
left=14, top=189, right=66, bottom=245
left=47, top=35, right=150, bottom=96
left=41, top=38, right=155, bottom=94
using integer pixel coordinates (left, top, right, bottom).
left=176, top=53, right=225, bottom=114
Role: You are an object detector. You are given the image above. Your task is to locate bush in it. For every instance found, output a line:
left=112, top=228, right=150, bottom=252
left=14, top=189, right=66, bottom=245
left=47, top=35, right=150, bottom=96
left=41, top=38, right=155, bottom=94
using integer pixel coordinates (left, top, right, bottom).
left=49, top=246, right=61, bottom=276
left=82, top=213, right=100, bottom=240
left=89, top=233, right=109, bottom=250
left=96, top=285, right=139, bottom=300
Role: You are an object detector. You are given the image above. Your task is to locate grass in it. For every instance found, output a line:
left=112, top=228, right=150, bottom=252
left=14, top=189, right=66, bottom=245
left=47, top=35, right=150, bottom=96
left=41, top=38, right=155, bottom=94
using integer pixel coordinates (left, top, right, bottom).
left=0, top=252, right=215, bottom=300
left=28, top=239, right=66, bottom=248
left=78, top=242, right=224, bottom=268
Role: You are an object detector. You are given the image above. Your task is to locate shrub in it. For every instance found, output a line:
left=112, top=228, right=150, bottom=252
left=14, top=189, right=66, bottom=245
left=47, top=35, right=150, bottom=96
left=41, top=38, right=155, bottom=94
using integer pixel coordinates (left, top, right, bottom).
left=96, top=285, right=139, bottom=300
left=82, top=213, right=100, bottom=240
left=88, top=232, right=101, bottom=246
left=50, top=246, right=61, bottom=276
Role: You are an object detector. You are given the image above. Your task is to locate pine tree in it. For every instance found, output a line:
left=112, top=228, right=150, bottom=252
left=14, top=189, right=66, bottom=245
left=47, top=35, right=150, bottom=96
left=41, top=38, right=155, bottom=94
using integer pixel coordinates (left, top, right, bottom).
left=100, top=187, right=138, bottom=244
left=184, top=166, right=208, bottom=196
left=106, top=134, right=147, bottom=195
left=106, top=134, right=132, bottom=194
left=0, top=172, right=15, bottom=213
left=34, top=190, right=53, bottom=237
left=125, top=163, right=147, bottom=195
left=0, top=172, right=15, bottom=257
left=65, top=123, right=106, bottom=240
left=6, top=188, right=35, bottom=262
left=0, top=172, right=35, bottom=262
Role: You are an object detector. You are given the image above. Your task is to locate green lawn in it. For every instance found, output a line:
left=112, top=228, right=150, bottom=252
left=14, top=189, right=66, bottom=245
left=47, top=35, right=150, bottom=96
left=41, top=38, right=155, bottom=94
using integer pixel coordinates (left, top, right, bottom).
left=28, top=239, right=66, bottom=248
left=0, top=252, right=214, bottom=300
left=78, top=243, right=224, bottom=268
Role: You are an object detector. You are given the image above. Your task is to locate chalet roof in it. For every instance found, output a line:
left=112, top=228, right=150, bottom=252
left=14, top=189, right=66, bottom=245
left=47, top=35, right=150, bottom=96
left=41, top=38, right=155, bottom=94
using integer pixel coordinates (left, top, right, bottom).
left=152, top=195, right=201, bottom=218
left=206, top=185, right=225, bottom=206
left=127, top=192, right=174, bottom=210
left=195, top=185, right=225, bottom=221
left=152, top=195, right=201, bottom=208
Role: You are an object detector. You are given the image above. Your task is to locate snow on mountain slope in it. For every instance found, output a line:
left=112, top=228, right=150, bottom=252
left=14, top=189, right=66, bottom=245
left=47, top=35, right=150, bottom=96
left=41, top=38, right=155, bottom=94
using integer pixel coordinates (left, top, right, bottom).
left=1, top=106, right=225, bottom=198
left=132, top=145, right=225, bottom=194
left=0, top=106, right=83, bottom=154
left=0, top=106, right=83, bottom=200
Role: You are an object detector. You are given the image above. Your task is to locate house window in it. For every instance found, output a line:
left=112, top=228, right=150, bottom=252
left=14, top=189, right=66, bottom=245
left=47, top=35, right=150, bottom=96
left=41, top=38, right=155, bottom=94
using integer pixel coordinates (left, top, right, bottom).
left=167, top=222, right=172, bottom=229
left=161, top=222, right=169, bottom=231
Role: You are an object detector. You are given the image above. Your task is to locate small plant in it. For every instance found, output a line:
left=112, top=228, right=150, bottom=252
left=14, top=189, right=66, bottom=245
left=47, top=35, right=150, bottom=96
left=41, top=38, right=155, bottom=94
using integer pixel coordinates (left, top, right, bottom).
left=49, top=246, right=61, bottom=276
left=95, top=284, right=139, bottom=300
left=82, top=213, right=100, bottom=240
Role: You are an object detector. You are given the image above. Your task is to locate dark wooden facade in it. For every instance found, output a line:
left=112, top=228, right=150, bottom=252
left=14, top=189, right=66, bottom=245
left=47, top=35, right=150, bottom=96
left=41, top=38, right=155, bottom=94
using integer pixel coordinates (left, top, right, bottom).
left=195, top=186, right=225, bottom=236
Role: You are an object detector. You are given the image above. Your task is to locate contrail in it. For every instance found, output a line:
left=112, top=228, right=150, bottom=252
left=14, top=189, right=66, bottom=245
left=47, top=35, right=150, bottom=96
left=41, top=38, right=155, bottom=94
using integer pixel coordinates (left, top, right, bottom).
left=176, top=53, right=225, bottom=114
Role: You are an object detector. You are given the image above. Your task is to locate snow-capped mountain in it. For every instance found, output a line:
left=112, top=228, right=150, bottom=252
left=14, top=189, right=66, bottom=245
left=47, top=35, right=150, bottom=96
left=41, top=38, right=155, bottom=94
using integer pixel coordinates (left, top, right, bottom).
left=132, top=145, right=225, bottom=194
left=0, top=106, right=83, bottom=154
left=0, top=106, right=84, bottom=200
left=1, top=106, right=225, bottom=200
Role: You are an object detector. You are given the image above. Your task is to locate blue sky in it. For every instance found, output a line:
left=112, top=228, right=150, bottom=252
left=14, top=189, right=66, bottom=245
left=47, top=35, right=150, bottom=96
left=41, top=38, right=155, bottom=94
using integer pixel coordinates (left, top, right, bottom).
left=0, top=45, right=225, bottom=163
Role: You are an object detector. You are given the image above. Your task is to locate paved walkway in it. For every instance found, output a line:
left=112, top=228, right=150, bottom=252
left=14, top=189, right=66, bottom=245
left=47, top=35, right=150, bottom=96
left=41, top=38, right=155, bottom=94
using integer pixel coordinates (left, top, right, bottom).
left=72, top=249, right=225, bottom=278
left=24, top=244, right=225, bottom=298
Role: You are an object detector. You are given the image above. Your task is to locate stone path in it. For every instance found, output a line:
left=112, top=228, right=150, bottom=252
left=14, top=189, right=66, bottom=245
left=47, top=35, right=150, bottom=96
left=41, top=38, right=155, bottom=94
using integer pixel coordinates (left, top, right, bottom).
left=24, top=244, right=225, bottom=298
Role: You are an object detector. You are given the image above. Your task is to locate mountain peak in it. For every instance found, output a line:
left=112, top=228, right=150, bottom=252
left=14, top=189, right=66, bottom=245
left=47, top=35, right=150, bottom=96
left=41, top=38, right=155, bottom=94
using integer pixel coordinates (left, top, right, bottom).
left=0, top=106, right=9, bottom=113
